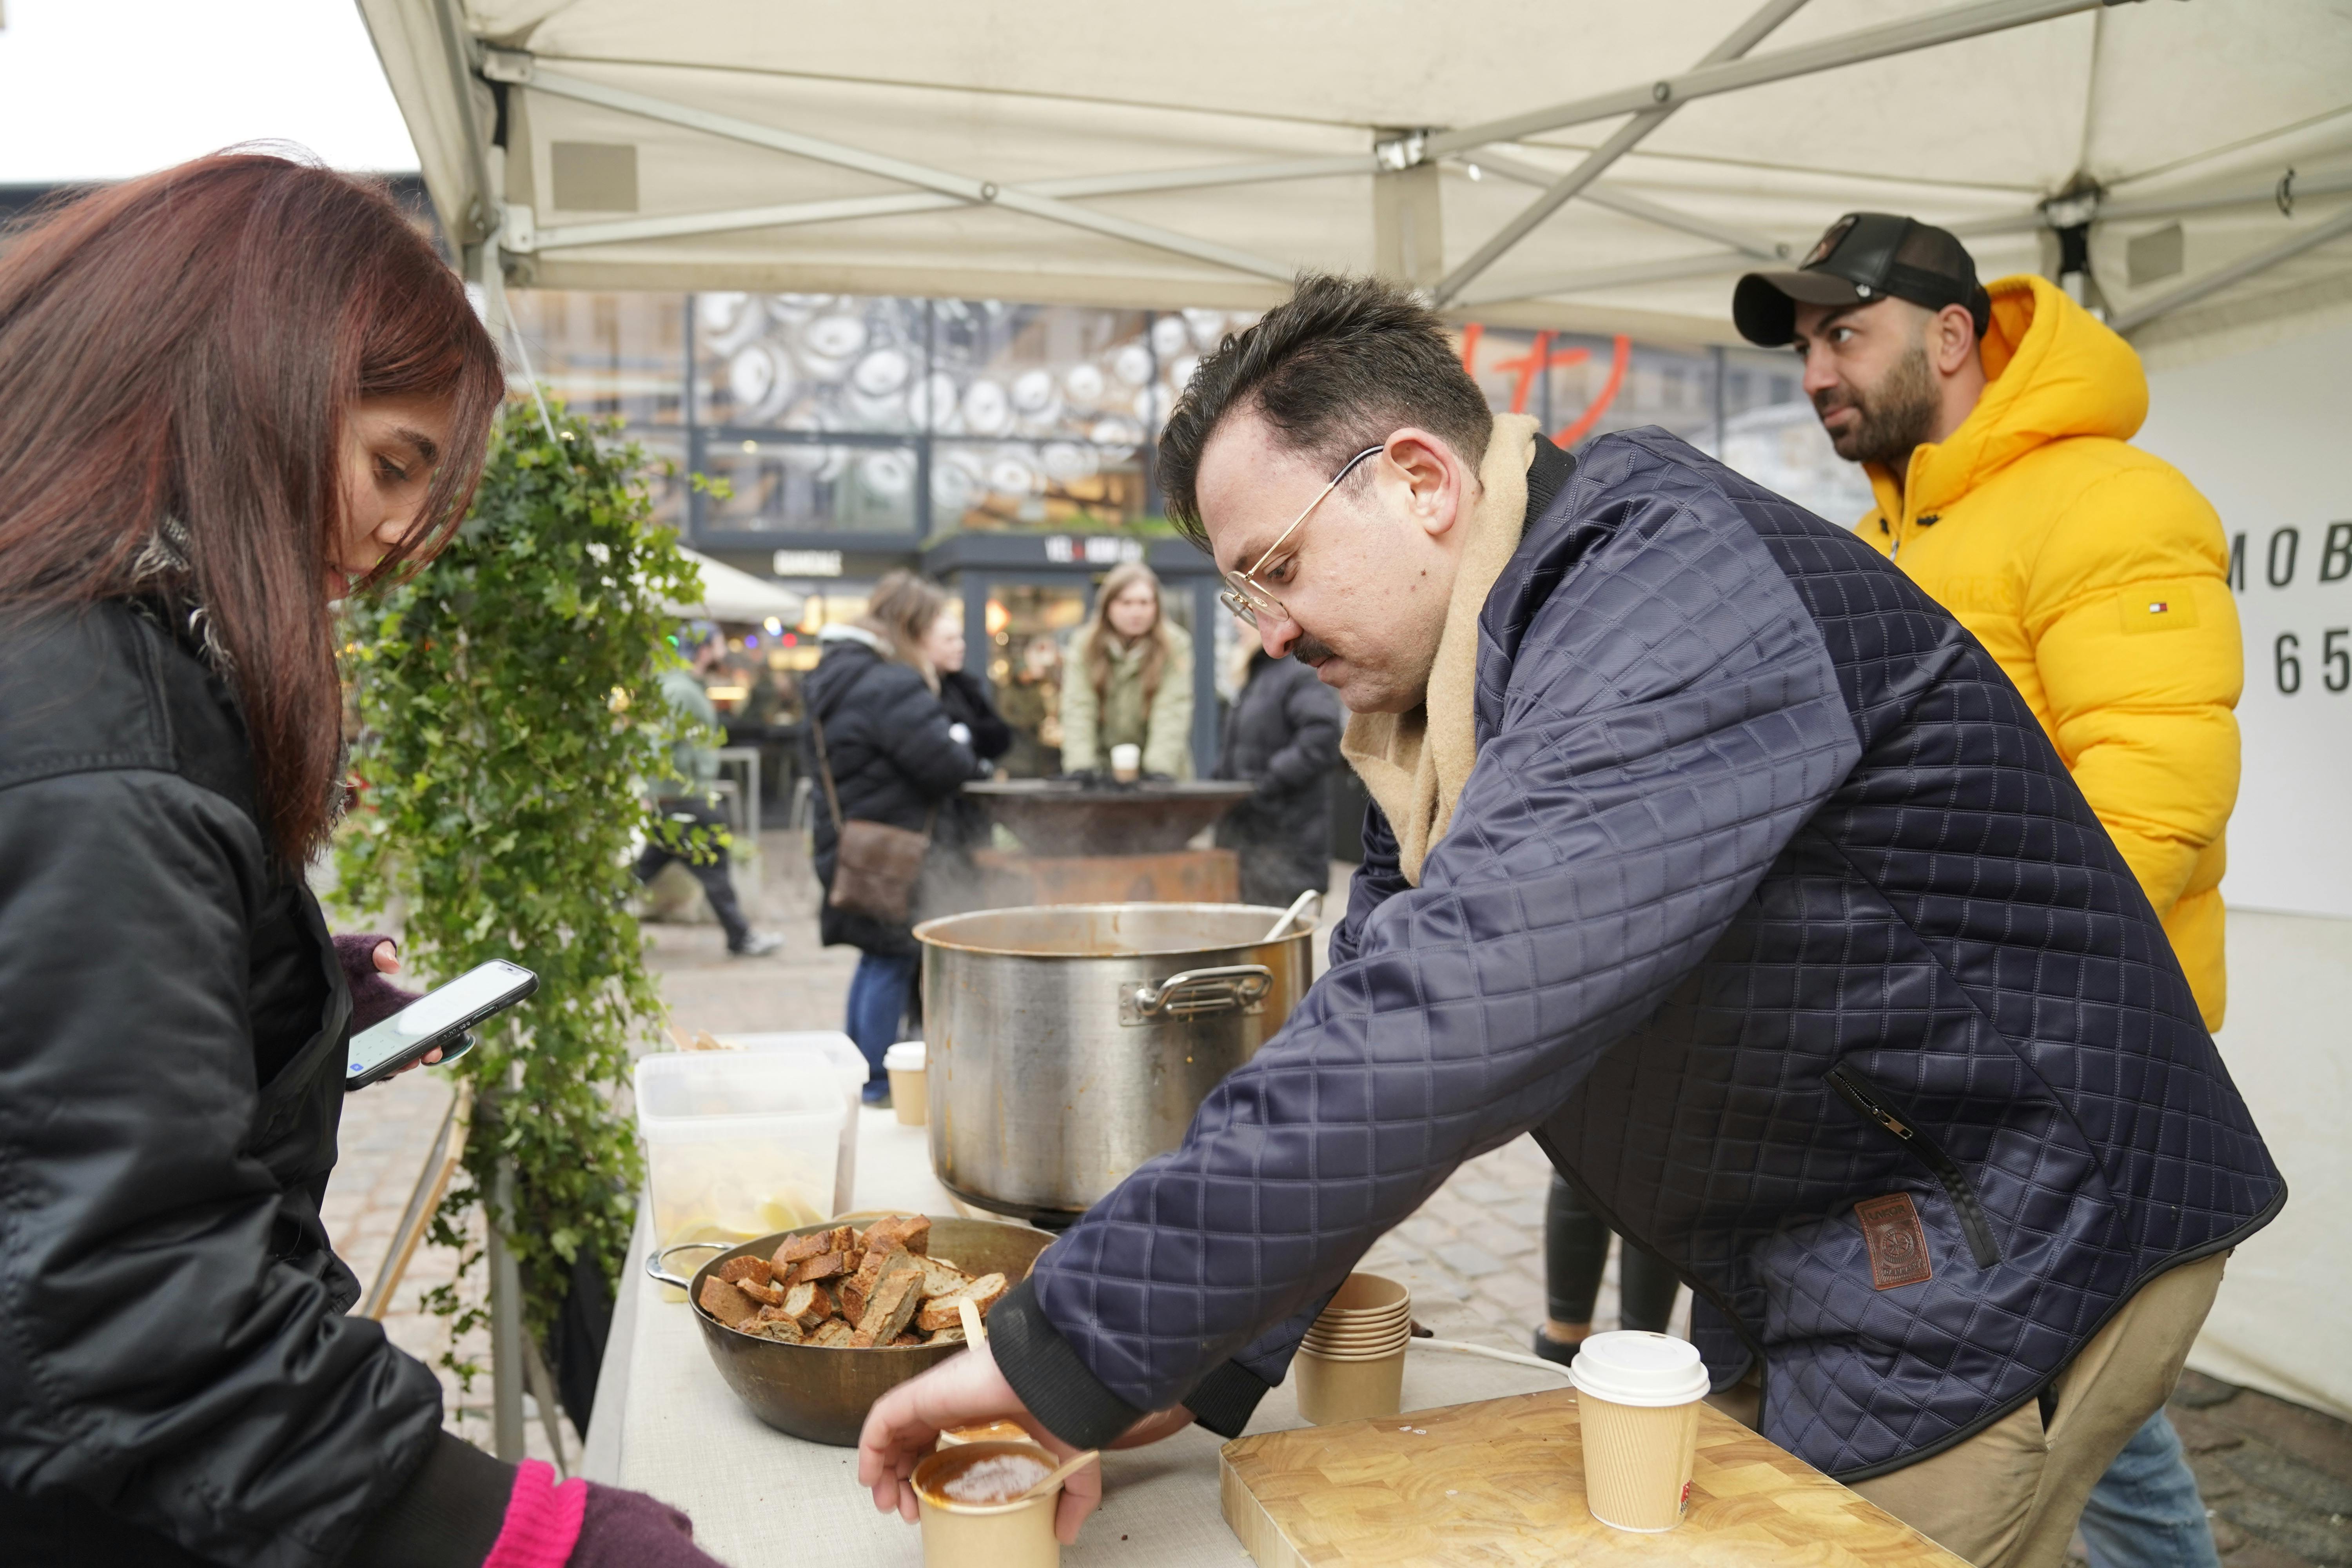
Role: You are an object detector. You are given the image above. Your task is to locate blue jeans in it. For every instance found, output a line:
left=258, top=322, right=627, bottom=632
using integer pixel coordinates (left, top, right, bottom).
left=2080, top=1410, right=2221, bottom=1568
left=846, top=951, right=919, bottom=1100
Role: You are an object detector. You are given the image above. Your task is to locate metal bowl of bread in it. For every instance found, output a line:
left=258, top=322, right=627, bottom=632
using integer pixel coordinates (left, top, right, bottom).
left=645, top=1211, right=1049, bottom=1446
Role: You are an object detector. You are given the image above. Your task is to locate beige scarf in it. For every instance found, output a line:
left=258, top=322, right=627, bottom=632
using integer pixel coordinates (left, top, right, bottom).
left=1339, top=413, right=1539, bottom=886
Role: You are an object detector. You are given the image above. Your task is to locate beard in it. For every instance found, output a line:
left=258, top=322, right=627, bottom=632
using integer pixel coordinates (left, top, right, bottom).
left=1815, top=342, right=1940, bottom=468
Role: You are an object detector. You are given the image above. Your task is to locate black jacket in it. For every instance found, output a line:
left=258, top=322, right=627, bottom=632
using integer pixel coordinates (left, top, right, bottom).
left=1213, top=650, right=1343, bottom=908
left=0, top=601, right=505, bottom=1568
left=934, top=668, right=1011, bottom=860
left=987, top=429, right=2283, bottom=1481
left=800, top=630, right=978, bottom=955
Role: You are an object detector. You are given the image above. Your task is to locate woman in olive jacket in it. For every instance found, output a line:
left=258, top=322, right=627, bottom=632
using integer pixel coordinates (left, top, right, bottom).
left=0, top=159, right=722, bottom=1568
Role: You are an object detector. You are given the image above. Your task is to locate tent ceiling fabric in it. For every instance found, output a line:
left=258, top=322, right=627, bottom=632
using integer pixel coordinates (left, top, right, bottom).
left=362, top=0, right=2352, bottom=359
left=667, top=548, right=805, bottom=624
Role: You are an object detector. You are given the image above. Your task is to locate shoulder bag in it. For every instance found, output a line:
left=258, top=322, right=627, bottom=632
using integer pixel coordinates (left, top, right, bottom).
left=809, top=702, right=935, bottom=925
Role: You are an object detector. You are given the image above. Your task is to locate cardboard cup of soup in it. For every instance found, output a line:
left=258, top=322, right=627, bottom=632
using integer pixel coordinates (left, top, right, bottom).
left=913, top=1440, right=1062, bottom=1568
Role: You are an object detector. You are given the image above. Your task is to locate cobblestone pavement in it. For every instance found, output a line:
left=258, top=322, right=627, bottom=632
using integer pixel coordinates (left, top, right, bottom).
left=329, top=831, right=2350, bottom=1563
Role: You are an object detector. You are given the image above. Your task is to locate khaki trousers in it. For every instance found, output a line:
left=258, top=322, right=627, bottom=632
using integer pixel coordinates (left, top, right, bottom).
left=1710, top=1252, right=2227, bottom=1568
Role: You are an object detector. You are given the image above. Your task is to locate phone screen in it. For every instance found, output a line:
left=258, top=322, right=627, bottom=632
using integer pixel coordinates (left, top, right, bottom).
left=347, top=960, right=537, bottom=1082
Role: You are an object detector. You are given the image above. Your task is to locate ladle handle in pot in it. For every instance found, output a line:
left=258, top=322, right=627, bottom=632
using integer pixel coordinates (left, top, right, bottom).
left=1120, top=964, right=1274, bottom=1025
left=645, top=1240, right=729, bottom=1290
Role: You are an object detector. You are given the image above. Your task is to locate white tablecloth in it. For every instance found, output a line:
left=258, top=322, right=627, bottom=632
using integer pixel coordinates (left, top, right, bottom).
left=585, top=1106, right=1566, bottom=1566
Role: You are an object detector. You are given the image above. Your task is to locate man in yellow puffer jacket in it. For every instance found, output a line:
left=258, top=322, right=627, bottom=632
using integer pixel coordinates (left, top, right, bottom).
left=1737, top=213, right=2241, bottom=1568
left=1736, top=213, right=2240, bottom=1031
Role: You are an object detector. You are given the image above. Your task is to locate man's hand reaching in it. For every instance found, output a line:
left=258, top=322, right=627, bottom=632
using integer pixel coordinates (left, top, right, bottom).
left=855, top=1340, right=1190, bottom=1544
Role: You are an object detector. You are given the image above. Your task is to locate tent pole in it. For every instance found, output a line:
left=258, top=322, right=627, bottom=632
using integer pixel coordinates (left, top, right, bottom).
left=1454, top=249, right=1768, bottom=311
left=1457, top=151, right=1786, bottom=259
left=2111, top=204, right=2352, bottom=334
left=428, top=0, right=495, bottom=244
left=516, top=65, right=1295, bottom=282
left=1431, top=0, right=1812, bottom=306
left=1422, top=0, right=2102, bottom=162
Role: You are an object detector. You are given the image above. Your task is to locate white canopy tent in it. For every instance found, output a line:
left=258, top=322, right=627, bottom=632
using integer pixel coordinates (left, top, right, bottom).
left=666, top=546, right=806, bottom=625
left=359, top=0, right=2352, bottom=363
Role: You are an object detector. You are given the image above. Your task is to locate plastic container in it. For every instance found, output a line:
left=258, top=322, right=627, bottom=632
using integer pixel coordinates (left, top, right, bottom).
left=635, top=1051, right=850, bottom=1254
left=715, top=1031, right=867, bottom=1213
left=885, top=1040, right=927, bottom=1127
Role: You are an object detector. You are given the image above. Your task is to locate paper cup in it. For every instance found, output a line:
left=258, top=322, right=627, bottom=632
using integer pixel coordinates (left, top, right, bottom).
left=913, top=1440, right=1061, bottom=1568
left=1318, top=1273, right=1408, bottom=1318
left=1568, top=1331, right=1710, bottom=1533
left=884, top=1041, right=927, bottom=1126
left=1109, top=743, right=1141, bottom=782
left=1295, top=1346, right=1406, bottom=1424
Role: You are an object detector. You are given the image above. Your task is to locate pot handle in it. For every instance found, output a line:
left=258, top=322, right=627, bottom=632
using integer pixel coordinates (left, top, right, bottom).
left=1120, top=964, right=1274, bottom=1025
left=645, top=1240, right=729, bottom=1291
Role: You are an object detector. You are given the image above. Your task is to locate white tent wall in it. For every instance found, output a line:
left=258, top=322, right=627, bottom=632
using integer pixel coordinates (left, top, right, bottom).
left=2132, top=320, right=2352, bottom=1424
left=359, top=1, right=2352, bottom=357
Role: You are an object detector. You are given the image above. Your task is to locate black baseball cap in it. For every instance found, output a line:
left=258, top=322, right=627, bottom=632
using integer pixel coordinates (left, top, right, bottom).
left=1734, top=212, right=1991, bottom=347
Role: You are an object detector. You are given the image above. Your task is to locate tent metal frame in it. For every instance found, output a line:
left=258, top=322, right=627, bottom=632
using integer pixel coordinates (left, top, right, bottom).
left=420, top=0, right=2346, bottom=339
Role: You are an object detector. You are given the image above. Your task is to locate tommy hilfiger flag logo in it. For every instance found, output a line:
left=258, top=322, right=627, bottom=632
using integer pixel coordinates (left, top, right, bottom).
left=2149, top=601, right=2171, bottom=614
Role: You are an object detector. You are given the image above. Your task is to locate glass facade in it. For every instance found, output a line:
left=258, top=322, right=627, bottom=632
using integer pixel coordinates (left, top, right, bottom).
left=508, top=287, right=1871, bottom=548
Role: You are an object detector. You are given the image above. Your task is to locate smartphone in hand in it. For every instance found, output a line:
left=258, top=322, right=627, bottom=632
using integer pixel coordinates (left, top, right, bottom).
left=345, top=959, right=538, bottom=1090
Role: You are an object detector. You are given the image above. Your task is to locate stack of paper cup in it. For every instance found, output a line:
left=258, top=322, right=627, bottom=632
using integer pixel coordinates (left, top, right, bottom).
left=884, top=1041, right=926, bottom=1126
left=1293, top=1273, right=1412, bottom=1424
left=1567, top=1330, right=1711, bottom=1532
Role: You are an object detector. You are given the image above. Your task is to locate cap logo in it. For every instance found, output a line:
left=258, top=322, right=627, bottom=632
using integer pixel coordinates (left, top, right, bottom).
left=1803, top=214, right=1858, bottom=269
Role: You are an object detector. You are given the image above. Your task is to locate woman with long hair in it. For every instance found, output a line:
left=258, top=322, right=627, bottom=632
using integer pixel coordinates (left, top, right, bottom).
left=0, top=156, right=721, bottom=1568
left=802, top=570, right=977, bottom=1100
left=1056, top=561, right=1194, bottom=778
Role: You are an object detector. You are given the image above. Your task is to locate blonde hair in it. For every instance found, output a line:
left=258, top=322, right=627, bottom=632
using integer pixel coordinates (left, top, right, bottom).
left=1083, top=561, right=1174, bottom=705
left=859, top=570, right=951, bottom=691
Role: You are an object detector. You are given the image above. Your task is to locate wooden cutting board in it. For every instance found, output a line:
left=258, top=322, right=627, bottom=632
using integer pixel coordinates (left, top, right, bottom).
left=1219, top=1387, right=1969, bottom=1566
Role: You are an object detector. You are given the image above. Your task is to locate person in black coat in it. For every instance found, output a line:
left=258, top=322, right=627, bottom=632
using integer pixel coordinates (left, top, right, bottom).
left=802, top=572, right=978, bottom=1102
left=924, top=599, right=1013, bottom=865
left=1213, top=624, right=1344, bottom=909
left=0, top=158, right=724, bottom=1568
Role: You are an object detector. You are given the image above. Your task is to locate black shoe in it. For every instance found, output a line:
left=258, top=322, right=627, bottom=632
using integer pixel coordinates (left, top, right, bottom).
left=1532, top=1328, right=1582, bottom=1367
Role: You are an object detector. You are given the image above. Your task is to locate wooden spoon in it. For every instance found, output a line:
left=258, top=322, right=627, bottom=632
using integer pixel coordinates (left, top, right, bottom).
left=1018, top=1448, right=1101, bottom=1501
left=958, top=1296, right=987, bottom=1347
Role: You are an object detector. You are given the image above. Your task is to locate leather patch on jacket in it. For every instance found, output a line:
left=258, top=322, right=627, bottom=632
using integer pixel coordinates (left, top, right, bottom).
left=2118, top=581, right=2202, bottom=633
left=1855, top=1193, right=1933, bottom=1289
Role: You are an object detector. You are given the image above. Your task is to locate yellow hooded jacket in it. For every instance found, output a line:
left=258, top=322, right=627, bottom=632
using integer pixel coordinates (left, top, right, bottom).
left=1858, top=273, right=2240, bottom=1027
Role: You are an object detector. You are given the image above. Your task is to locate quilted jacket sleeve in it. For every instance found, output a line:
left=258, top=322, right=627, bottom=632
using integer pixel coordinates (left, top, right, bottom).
left=989, top=495, right=1865, bottom=1446
left=0, top=771, right=445, bottom=1568
left=2026, top=464, right=2242, bottom=919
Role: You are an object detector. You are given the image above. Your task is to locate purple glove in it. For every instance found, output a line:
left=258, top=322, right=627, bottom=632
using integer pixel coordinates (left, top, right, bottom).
left=333, top=931, right=422, bottom=1034
left=569, top=1482, right=728, bottom=1568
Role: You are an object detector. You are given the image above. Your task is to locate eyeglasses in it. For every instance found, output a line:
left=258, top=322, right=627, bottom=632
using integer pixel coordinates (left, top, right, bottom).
left=1218, top=446, right=1382, bottom=629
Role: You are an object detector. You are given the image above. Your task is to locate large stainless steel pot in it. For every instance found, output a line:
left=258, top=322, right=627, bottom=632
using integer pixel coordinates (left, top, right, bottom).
left=915, top=902, right=1313, bottom=1225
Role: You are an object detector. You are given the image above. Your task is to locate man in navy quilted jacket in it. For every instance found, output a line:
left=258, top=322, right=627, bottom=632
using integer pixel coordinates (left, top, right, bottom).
left=860, top=276, right=2283, bottom=1567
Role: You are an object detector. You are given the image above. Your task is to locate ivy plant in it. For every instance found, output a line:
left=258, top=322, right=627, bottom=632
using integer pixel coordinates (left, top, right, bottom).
left=335, top=397, right=704, bottom=1375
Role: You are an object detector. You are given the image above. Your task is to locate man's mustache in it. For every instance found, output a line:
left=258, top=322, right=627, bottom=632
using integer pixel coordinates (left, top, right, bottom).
left=1291, top=632, right=1338, bottom=667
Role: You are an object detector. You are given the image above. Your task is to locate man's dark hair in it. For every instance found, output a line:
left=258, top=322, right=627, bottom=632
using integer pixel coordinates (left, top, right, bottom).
left=1157, top=273, right=1494, bottom=550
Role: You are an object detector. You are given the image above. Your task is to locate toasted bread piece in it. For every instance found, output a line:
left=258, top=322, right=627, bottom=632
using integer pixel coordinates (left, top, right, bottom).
left=806, top=1317, right=858, bottom=1348
left=913, top=1272, right=1009, bottom=1334
left=698, top=1276, right=761, bottom=1328
left=839, top=1280, right=870, bottom=1324
left=925, top=1324, right=967, bottom=1346
left=852, top=1256, right=926, bottom=1347
left=735, top=1276, right=785, bottom=1307
left=789, top=1249, right=849, bottom=1286
left=771, top=1232, right=833, bottom=1267
left=890, top=1331, right=924, bottom=1347
left=846, top=1246, right=891, bottom=1298
left=916, top=1257, right=972, bottom=1299
left=826, top=1225, right=858, bottom=1254
left=779, top=1281, right=832, bottom=1331
left=860, top=1214, right=932, bottom=1257
left=716, top=1255, right=775, bottom=1287
left=750, top=1313, right=806, bottom=1344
